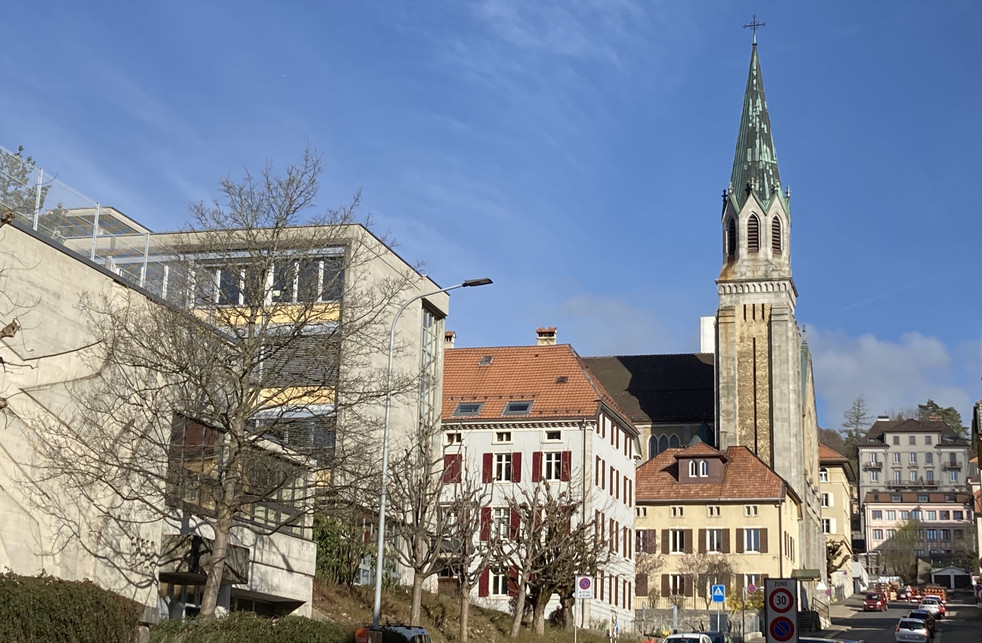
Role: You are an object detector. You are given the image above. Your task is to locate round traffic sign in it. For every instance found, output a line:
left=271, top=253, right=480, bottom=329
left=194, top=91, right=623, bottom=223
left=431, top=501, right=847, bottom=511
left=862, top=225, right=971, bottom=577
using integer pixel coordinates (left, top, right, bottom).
left=769, top=587, right=794, bottom=613
left=769, top=616, right=795, bottom=642
left=579, top=577, right=592, bottom=590
left=747, top=584, right=757, bottom=594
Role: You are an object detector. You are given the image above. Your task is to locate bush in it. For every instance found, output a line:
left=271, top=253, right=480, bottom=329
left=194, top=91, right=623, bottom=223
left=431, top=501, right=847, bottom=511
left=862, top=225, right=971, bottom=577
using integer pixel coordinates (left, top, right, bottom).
left=0, top=571, right=143, bottom=642
left=149, top=612, right=353, bottom=643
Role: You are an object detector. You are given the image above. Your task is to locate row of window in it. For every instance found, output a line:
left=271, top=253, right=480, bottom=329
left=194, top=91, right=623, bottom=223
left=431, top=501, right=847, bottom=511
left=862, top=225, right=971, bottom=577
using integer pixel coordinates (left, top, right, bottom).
left=637, top=528, right=768, bottom=555
left=870, top=528, right=966, bottom=541
left=452, top=400, right=534, bottom=417
left=595, top=456, right=633, bottom=506
left=869, top=509, right=967, bottom=522
left=597, top=417, right=632, bottom=458
left=596, top=510, right=632, bottom=559
left=442, top=451, right=575, bottom=484
left=866, top=469, right=959, bottom=483
left=477, top=566, right=633, bottom=610
left=725, top=213, right=783, bottom=258
left=664, top=505, right=758, bottom=519
left=639, top=573, right=765, bottom=598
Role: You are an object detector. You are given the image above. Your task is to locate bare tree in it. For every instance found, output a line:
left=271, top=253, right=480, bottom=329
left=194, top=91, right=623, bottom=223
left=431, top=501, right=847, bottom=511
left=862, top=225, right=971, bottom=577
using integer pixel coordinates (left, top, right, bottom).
left=879, top=519, right=921, bottom=583
left=27, top=150, right=427, bottom=618
left=496, top=480, right=609, bottom=638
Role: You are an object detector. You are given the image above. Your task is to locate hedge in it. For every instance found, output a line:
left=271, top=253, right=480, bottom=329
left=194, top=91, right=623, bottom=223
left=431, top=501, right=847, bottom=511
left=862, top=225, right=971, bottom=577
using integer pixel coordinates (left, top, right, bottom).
left=149, top=611, right=353, bottom=643
left=0, top=571, right=143, bottom=642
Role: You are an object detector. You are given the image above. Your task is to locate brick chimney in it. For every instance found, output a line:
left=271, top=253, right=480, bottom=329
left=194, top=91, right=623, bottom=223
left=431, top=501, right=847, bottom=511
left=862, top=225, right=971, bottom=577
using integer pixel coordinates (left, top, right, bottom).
left=444, top=331, right=456, bottom=349
left=536, top=327, right=557, bottom=346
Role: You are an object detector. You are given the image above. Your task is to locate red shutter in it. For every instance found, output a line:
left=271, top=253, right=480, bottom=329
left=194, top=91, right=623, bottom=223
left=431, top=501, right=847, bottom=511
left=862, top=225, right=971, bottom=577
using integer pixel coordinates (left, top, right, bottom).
left=509, top=508, right=520, bottom=540
left=512, top=452, right=522, bottom=482
left=698, top=528, right=707, bottom=554
left=736, top=528, right=745, bottom=553
left=443, top=453, right=461, bottom=483
left=482, top=453, right=493, bottom=483
left=614, top=574, right=618, bottom=605
left=531, top=451, right=542, bottom=482
left=478, top=569, right=489, bottom=597
left=480, top=507, right=492, bottom=541
left=760, top=528, right=768, bottom=553
left=595, top=456, right=600, bottom=485
left=661, top=574, right=670, bottom=597
left=507, top=566, right=519, bottom=597
left=722, top=528, right=730, bottom=553
left=636, top=573, right=648, bottom=597
left=561, top=451, right=572, bottom=481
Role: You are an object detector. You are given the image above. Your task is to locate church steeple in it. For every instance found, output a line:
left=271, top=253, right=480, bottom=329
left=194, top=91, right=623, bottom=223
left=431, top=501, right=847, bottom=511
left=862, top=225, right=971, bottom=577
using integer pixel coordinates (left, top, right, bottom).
left=730, top=43, right=782, bottom=210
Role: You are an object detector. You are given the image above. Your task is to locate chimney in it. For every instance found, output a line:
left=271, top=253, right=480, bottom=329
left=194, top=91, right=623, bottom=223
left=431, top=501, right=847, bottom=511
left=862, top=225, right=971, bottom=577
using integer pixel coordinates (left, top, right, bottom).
left=444, top=331, right=456, bottom=349
left=536, top=327, right=557, bottom=346
left=877, top=415, right=889, bottom=422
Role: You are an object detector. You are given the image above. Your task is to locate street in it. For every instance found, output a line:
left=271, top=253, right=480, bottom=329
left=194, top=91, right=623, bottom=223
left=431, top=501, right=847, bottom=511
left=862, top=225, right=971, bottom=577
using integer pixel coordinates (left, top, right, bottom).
left=827, top=597, right=982, bottom=643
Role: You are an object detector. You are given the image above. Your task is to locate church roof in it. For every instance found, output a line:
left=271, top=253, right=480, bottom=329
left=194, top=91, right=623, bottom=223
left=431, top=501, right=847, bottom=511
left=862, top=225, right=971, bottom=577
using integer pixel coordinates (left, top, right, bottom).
left=581, top=353, right=714, bottom=425
left=635, top=445, right=792, bottom=503
left=730, top=43, right=783, bottom=210
left=443, top=343, right=634, bottom=430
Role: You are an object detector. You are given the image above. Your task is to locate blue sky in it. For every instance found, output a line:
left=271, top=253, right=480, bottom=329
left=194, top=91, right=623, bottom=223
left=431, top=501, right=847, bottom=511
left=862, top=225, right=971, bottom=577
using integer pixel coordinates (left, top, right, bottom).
left=3, top=1, right=980, bottom=430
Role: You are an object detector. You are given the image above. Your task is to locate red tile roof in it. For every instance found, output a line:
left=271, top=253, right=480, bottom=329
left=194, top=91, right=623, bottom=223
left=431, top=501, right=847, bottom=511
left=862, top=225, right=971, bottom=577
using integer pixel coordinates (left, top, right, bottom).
left=635, top=446, right=791, bottom=502
left=675, top=441, right=724, bottom=460
left=443, top=344, right=633, bottom=428
left=819, top=444, right=848, bottom=463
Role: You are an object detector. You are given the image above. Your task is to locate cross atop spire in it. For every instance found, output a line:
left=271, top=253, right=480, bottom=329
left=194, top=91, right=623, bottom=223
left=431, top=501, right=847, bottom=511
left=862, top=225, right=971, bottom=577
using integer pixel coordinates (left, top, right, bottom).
left=742, top=14, right=765, bottom=44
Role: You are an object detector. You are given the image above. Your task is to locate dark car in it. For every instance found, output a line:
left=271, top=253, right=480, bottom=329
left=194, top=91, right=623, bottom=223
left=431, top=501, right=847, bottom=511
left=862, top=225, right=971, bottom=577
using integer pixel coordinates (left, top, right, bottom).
left=907, top=609, right=936, bottom=636
left=355, top=625, right=431, bottom=643
left=705, top=632, right=732, bottom=643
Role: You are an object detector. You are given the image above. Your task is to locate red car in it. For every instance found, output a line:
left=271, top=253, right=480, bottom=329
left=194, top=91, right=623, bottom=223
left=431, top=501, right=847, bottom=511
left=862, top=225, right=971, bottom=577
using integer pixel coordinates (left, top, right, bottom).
left=863, top=591, right=888, bottom=611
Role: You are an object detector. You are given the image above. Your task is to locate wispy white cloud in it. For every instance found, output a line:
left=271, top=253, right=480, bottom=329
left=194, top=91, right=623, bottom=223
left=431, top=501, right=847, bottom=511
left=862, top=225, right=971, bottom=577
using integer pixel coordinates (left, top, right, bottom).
left=808, top=328, right=978, bottom=430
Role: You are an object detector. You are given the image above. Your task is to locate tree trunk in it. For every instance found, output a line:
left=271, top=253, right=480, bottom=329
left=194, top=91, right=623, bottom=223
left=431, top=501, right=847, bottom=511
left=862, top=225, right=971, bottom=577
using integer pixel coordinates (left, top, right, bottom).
left=508, top=582, right=527, bottom=638
left=560, top=593, right=575, bottom=629
left=410, top=572, right=424, bottom=625
left=199, top=501, right=232, bottom=617
left=532, top=591, right=550, bottom=636
left=459, top=584, right=471, bottom=642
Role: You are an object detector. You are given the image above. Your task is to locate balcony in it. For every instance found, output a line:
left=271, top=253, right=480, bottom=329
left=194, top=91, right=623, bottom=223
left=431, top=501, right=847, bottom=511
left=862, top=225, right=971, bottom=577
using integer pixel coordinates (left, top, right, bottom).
left=942, top=461, right=962, bottom=471
left=863, top=461, right=883, bottom=471
left=886, top=480, right=938, bottom=489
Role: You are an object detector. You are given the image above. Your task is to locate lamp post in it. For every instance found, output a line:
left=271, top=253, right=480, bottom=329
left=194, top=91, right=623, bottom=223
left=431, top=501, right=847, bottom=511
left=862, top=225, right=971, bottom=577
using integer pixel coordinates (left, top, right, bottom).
left=371, top=277, right=492, bottom=635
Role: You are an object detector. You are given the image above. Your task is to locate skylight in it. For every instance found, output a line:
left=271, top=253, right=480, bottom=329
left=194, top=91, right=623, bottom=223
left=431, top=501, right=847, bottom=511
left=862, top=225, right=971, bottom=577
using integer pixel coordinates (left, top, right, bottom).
left=453, top=402, right=483, bottom=417
left=478, top=355, right=493, bottom=366
left=502, top=400, right=533, bottom=416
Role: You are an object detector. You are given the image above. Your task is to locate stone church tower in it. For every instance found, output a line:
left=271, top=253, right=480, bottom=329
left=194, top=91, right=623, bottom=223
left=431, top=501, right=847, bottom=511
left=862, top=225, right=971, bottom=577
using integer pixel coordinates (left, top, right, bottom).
left=715, top=41, right=825, bottom=577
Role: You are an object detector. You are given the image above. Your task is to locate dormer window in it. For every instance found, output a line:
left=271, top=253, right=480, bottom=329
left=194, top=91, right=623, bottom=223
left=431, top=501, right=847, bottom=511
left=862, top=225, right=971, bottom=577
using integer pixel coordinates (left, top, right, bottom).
left=688, top=460, right=698, bottom=477
left=699, top=460, right=709, bottom=477
left=747, top=214, right=760, bottom=253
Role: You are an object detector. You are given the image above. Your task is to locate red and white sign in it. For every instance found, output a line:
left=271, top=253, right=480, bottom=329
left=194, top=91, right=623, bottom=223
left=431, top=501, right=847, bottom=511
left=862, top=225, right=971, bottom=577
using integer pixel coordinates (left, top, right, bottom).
left=575, top=575, right=593, bottom=600
left=764, top=579, right=798, bottom=643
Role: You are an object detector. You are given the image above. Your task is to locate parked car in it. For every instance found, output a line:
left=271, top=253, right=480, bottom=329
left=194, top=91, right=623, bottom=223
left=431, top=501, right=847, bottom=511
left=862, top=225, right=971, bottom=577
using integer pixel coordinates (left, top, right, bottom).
left=663, top=634, right=713, bottom=643
left=354, top=625, right=431, bottom=643
left=907, top=609, right=936, bottom=636
left=863, top=591, right=888, bottom=611
left=919, top=596, right=945, bottom=619
left=895, top=617, right=931, bottom=643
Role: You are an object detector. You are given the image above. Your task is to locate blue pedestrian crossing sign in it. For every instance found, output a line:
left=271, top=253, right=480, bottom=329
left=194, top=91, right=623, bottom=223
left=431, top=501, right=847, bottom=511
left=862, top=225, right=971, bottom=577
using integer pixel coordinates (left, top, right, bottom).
left=711, top=584, right=725, bottom=603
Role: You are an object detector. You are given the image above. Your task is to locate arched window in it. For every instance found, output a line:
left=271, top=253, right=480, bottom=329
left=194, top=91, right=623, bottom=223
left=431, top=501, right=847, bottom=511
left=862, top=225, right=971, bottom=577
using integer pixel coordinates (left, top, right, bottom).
left=689, top=460, right=698, bottom=477
left=658, top=435, right=669, bottom=454
left=747, top=214, right=760, bottom=252
left=648, top=435, right=657, bottom=459
left=772, top=216, right=782, bottom=253
left=726, top=218, right=737, bottom=259
left=669, top=435, right=681, bottom=448
left=700, top=460, right=709, bottom=477
left=819, top=467, right=829, bottom=482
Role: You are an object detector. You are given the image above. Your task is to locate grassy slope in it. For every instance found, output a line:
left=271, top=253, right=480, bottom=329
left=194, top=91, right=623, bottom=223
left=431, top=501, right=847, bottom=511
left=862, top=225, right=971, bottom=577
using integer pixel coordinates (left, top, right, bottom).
left=311, top=582, right=642, bottom=642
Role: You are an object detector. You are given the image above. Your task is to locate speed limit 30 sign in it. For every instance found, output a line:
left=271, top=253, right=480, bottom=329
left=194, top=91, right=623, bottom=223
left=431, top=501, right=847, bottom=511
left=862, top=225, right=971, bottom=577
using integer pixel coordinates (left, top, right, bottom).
left=764, top=579, right=798, bottom=643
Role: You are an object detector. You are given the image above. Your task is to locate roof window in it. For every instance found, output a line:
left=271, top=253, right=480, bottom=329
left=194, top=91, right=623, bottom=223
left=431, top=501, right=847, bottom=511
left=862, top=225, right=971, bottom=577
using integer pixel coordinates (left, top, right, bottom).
left=502, top=400, right=533, bottom=416
left=478, top=355, right=493, bottom=366
left=453, top=402, right=483, bottom=417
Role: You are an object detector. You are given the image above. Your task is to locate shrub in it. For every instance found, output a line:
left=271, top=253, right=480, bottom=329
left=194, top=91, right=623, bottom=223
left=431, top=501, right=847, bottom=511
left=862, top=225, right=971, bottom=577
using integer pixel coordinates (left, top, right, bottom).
left=149, top=612, right=353, bottom=643
left=0, top=571, right=143, bottom=643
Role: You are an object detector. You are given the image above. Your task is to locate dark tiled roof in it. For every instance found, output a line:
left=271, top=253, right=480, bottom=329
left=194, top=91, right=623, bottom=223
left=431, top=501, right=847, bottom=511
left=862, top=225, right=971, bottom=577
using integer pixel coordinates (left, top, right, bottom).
left=581, top=353, right=714, bottom=425
left=443, top=344, right=633, bottom=428
left=636, top=446, right=788, bottom=502
left=864, top=418, right=968, bottom=445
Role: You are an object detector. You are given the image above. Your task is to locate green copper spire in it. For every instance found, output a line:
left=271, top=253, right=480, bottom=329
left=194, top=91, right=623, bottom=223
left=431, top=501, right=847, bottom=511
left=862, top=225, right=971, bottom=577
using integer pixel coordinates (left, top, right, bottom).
left=730, top=43, right=782, bottom=209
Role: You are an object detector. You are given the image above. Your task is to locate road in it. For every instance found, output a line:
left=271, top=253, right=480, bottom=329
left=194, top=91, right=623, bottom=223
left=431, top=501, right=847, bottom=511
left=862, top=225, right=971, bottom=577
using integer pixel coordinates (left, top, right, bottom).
left=826, top=597, right=981, bottom=643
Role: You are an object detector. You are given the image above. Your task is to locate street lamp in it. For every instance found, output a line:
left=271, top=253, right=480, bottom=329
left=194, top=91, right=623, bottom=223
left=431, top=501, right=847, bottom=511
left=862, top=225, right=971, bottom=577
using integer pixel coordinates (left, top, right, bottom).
left=371, top=277, right=492, bottom=634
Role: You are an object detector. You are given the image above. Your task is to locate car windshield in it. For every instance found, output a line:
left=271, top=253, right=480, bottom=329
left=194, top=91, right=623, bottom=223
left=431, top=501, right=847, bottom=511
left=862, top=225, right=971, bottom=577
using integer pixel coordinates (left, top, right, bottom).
left=865, top=594, right=880, bottom=599
left=899, top=620, right=924, bottom=630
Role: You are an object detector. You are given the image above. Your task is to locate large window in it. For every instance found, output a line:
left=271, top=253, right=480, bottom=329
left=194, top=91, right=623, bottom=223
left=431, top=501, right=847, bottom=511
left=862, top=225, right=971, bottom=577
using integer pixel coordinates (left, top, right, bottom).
left=490, top=569, right=509, bottom=595
left=419, top=306, right=442, bottom=429
left=670, top=529, right=686, bottom=554
left=707, top=529, right=724, bottom=553
left=819, top=467, right=829, bottom=482
left=744, top=528, right=761, bottom=553
left=872, top=529, right=883, bottom=540
left=495, top=454, right=513, bottom=482
left=493, top=508, right=510, bottom=540
left=872, top=510, right=883, bottom=520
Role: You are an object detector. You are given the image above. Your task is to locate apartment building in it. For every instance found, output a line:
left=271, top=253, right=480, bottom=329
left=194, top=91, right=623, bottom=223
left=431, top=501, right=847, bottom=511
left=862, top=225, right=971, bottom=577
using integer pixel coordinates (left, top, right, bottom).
left=633, top=443, right=803, bottom=610
left=818, top=445, right=854, bottom=602
left=441, top=328, right=640, bottom=630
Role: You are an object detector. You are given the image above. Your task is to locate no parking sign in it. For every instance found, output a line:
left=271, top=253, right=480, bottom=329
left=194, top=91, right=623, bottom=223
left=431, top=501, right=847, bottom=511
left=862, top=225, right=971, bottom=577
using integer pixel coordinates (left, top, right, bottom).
left=575, top=575, right=593, bottom=600
left=764, top=579, right=798, bottom=643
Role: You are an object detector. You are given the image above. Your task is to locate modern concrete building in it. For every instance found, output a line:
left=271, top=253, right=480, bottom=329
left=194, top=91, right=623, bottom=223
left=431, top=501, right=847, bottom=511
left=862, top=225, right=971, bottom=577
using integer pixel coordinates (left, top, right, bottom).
left=1, top=197, right=450, bottom=619
left=441, top=328, right=640, bottom=630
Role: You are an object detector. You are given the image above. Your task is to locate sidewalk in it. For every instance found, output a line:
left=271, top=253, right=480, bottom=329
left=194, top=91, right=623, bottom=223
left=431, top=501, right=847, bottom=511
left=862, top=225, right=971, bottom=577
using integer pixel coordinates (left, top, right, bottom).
left=814, top=593, right=864, bottom=639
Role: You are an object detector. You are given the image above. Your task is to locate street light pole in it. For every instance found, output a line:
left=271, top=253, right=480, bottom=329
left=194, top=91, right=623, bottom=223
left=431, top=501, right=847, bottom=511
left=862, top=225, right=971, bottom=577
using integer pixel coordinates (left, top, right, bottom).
left=371, top=277, right=492, bottom=634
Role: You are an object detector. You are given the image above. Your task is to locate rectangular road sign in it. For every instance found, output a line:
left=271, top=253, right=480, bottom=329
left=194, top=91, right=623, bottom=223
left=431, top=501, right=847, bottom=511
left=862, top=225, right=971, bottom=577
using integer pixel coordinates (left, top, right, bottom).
left=711, top=584, right=725, bottom=603
left=764, top=578, right=798, bottom=643
left=574, top=575, right=594, bottom=600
